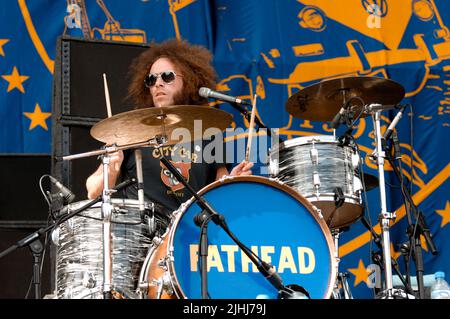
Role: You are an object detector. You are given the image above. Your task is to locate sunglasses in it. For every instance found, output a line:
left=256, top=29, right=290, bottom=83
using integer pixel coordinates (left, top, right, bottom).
left=144, top=70, right=182, bottom=87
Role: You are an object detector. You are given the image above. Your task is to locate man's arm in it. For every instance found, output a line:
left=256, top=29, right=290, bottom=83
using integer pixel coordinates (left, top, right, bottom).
left=86, top=151, right=124, bottom=199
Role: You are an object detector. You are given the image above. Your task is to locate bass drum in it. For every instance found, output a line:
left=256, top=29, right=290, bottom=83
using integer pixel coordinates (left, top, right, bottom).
left=140, top=176, right=337, bottom=299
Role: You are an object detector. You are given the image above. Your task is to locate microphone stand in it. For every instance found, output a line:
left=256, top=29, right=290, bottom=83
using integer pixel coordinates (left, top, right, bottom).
left=384, top=132, right=437, bottom=299
left=157, top=148, right=294, bottom=298
left=0, top=179, right=136, bottom=299
left=360, top=215, right=415, bottom=296
left=371, top=110, right=396, bottom=298
left=230, top=101, right=274, bottom=138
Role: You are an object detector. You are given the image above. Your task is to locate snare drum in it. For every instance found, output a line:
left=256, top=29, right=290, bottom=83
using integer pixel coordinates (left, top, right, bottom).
left=140, top=176, right=337, bottom=299
left=52, top=198, right=169, bottom=299
left=269, top=135, right=363, bottom=229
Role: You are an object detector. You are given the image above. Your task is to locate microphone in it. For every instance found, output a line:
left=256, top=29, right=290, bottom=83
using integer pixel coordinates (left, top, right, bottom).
left=383, top=104, right=407, bottom=142
left=392, top=131, right=402, bottom=160
left=199, top=87, right=251, bottom=106
left=49, top=176, right=75, bottom=204
left=330, top=105, right=347, bottom=129
left=365, top=103, right=397, bottom=112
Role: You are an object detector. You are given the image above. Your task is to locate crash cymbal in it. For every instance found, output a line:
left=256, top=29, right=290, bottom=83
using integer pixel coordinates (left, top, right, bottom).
left=285, top=76, right=405, bottom=122
left=90, top=105, right=233, bottom=145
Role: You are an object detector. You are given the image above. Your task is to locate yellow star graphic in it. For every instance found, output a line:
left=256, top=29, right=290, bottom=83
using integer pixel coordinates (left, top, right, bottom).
left=2, top=66, right=29, bottom=93
left=436, top=201, right=450, bottom=228
left=348, top=259, right=370, bottom=287
left=0, top=39, right=9, bottom=56
left=23, top=104, right=51, bottom=130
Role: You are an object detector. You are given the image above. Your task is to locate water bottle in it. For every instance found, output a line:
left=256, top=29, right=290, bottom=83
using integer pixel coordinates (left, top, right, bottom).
left=431, top=271, right=450, bottom=299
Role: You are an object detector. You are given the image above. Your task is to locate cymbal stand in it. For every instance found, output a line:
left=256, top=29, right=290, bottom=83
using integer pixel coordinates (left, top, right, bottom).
left=134, top=149, right=155, bottom=236
left=100, top=148, right=114, bottom=299
left=371, top=110, right=395, bottom=298
left=331, top=229, right=353, bottom=299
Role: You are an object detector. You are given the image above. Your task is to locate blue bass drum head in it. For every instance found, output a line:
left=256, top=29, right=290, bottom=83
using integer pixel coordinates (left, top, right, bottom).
left=168, top=176, right=336, bottom=299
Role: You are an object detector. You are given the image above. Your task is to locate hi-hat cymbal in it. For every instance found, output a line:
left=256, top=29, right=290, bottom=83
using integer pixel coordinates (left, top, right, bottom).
left=90, top=105, right=233, bottom=146
left=285, top=76, right=405, bottom=122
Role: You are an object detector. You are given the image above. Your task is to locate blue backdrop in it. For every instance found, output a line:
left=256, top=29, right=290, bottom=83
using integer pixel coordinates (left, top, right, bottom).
left=0, top=0, right=449, bottom=298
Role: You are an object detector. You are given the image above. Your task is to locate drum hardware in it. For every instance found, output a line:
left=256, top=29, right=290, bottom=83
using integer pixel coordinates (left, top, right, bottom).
left=152, top=273, right=174, bottom=299
left=370, top=100, right=437, bottom=298
left=100, top=151, right=114, bottom=299
left=380, top=117, right=438, bottom=299
left=366, top=107, right=397, bottom=298
left=330, top=228, right=354, bottom=299
left=360, top=214, right=415, bottom=296
left=0, top=178, right=136, bottom=299
left=333, top=273, right=353, bottom=299
left=327, top=187, right=345, bottom=225
left=309, top=141, right=321, bottom=200
left=278, top=284, right=311, bottom=299
left=135, top=149, right=155, bottom=236
left=366, top=101, right=434, bottom=299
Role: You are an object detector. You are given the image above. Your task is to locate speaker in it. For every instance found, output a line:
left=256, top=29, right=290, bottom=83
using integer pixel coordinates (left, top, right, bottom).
left=52, top=36, right=151, bottom=200
left=0, top=154, right=51, bottom=227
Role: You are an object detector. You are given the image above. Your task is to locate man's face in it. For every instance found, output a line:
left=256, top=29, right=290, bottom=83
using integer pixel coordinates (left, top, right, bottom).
left=148, top=57, right=184, bottom=107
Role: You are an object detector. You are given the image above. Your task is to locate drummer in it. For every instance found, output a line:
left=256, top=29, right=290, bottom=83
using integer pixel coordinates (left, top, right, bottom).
left=86, top=38, right=253, bottom=215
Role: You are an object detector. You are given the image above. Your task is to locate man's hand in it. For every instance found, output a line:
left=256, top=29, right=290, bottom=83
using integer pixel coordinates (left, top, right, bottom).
left=229, top=161, right=254, bottom=176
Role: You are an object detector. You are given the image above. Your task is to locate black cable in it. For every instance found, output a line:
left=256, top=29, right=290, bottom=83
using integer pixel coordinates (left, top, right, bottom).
left=346, top=96, right=366, bottom=128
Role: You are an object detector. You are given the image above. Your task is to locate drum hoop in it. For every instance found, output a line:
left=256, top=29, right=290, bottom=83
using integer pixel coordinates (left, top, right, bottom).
left=166, top=175, right=338, bottom=299
left=65, top=198, right=155, bottom=211
left=272, top=135, right=338, bottom=153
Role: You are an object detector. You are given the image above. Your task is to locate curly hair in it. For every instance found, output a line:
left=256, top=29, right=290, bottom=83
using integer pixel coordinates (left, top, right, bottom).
left=127, top=39, right=217, bottom=108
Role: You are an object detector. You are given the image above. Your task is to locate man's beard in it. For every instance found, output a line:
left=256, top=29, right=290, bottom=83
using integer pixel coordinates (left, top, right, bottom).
left=172, top=89, right=188, bottom=106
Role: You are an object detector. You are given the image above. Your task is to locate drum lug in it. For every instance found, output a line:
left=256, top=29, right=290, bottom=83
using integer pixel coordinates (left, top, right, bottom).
left=151, top=273, right=174, bottom=299
left=152, top=235, right=163, bottom=247
left=313, top=206, right=324, bottom=220
left=157, top=258, right=168, bottom=270
left=51, top=227, right=60, bottom=246
left=269, top=177, right=284, bottom=186
left=82, top=271, right=97, bottom=289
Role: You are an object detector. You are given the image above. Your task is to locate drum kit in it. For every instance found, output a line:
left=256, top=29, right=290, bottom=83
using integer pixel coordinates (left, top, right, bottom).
left=47, top=75, right=414, bottom=299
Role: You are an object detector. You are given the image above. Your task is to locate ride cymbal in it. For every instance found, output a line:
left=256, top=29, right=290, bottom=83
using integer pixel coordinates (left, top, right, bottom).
left=285, top=76, right=405, bottom=122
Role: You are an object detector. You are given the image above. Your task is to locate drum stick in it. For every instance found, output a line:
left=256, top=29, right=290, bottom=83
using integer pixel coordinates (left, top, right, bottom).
left=103, top=73, right=113, bottom=118
left=245, top=94, right=258, bottom=163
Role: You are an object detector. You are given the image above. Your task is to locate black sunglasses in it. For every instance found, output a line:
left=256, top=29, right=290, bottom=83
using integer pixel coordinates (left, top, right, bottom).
left=144, top=70, right=182, bottom=87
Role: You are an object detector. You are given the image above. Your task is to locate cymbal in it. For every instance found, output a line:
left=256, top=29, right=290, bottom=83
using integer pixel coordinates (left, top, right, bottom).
left=285, top=76, right=405, bottom=122
left=90, top=105, right=233, bottom=146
